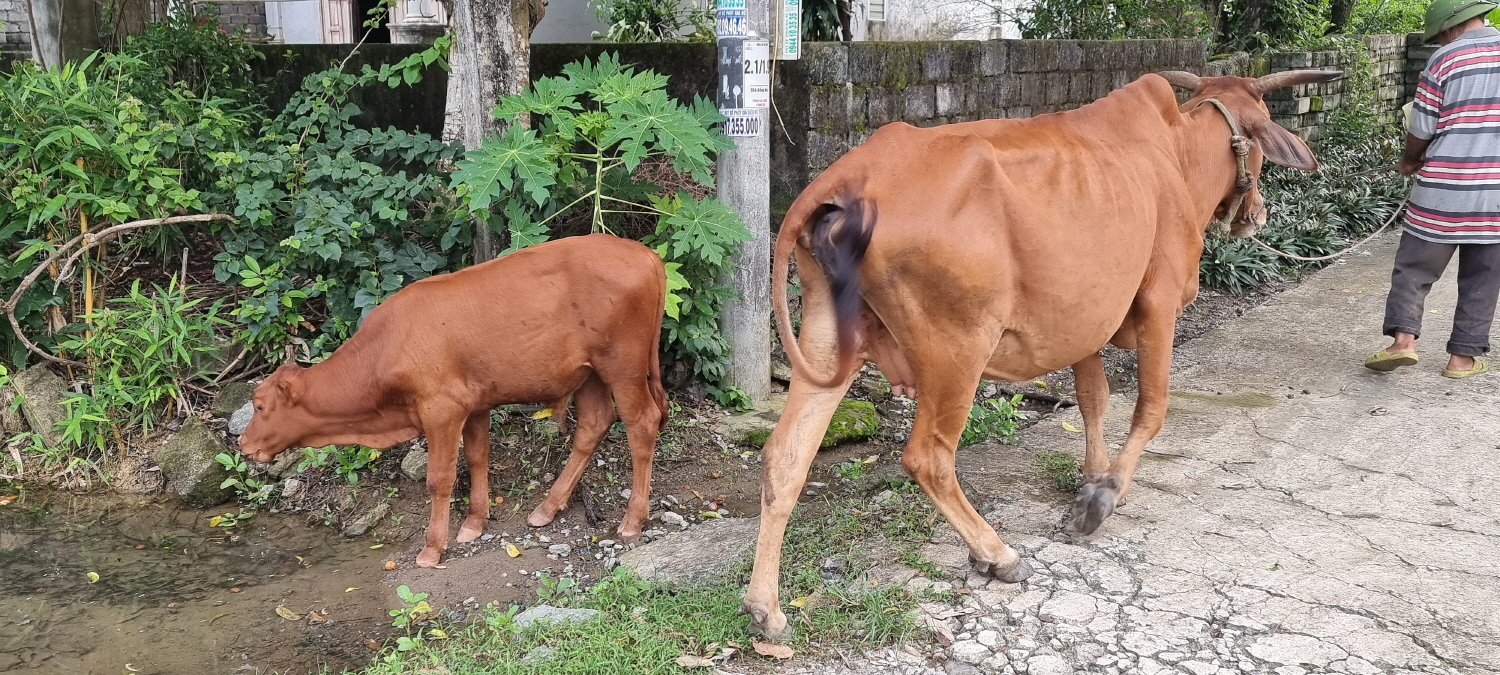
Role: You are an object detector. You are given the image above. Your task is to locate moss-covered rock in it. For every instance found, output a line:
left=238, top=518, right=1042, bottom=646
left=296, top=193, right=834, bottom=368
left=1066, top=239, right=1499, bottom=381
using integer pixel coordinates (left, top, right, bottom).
left=820, top=400, right=879, bottom=448
left=13, top=366, right=69, bottom=447
left=211, top=382, right=257, bottom=418
left=154, top=418, right=235, bottom=509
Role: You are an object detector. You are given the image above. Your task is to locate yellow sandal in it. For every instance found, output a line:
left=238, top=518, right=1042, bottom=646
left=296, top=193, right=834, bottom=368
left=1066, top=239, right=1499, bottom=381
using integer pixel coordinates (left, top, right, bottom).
left=1442, top=358, right=1489, bottom=379
left=1364, top=349, right=1419, bottom=372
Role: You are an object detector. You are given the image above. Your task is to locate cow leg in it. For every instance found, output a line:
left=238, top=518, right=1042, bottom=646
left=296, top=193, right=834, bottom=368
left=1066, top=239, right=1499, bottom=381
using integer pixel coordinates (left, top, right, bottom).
left=1071, top=352, right=1111, bottom=479
left=1071, top=297, right=1174, bottom=535
left=456, top=410, right=491, bottom=543
left=417, top=404, right=468, bottom=568
left=609, top=372, right=663, bottom=540
left=743, top=248, right=857, bottom=639
left=903, top=367, right=1033, bottom=584
left=529, top=374, right=613, bottom=528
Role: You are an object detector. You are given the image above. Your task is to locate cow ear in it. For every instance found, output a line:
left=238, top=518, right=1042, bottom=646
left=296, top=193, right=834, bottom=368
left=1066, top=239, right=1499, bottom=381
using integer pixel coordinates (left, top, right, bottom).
left=1248, top=118, right=1317, bottom=171
left=277, top=370, right=304, bottom=405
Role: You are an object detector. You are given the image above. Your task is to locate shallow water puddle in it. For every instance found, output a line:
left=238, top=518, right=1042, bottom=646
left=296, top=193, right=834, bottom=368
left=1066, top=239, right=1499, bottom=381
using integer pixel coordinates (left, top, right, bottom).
left=0, top=494, right=395, bottom=674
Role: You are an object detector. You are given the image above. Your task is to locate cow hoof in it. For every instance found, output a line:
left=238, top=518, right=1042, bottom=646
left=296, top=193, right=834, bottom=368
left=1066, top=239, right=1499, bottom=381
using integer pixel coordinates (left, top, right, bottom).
left=1069, top=476, right=1121, bottom=535
left=415, top=547, right=442, bottom=568
left=527, top=507, right=555, bottom=528
left=740, top=602, right=791, bottom=640
left=972, top=556, right=1033, bottom=583
left=456, top=518, right=485, bottom=543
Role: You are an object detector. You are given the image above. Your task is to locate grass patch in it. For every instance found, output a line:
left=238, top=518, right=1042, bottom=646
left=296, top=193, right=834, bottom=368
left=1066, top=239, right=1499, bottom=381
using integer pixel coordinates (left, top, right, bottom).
left=1034, top=451, right=1082, bottom=492
left=359, top=481, right=943, bottom=674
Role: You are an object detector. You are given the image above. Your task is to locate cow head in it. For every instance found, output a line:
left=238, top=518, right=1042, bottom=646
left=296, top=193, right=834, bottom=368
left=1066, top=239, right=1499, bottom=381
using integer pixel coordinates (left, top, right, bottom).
left=238, top=363, right=311, bottom=463
left=1158, top=69, right=1342, bottom=237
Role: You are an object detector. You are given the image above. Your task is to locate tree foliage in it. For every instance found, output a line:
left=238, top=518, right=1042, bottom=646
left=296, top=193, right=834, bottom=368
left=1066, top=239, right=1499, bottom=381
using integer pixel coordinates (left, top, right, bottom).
left=452, top=53, right=748, bottom=383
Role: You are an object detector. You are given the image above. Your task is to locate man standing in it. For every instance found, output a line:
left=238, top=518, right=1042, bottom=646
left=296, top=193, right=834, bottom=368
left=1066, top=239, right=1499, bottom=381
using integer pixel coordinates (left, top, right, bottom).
left=1367, top=0, right=1500, bottom=378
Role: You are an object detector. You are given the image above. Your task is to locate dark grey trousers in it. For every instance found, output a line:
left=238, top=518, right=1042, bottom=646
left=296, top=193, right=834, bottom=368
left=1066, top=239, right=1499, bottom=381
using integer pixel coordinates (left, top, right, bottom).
left=1383, top=232, right=1500, bottom=356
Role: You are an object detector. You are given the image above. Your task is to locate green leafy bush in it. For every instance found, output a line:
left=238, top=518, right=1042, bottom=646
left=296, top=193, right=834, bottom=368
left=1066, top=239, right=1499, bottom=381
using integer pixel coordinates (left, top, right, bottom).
left=960, top=394, right=1028, bottom=448
left=56, top=280, right=229, bottom=451
left=591, top=0, right=715, bottom=42
left=1013, top=0, right=1213, bottom=40
left=211, top=39, right=465, bottom=357
left=452, top=53, right=748, bottom=383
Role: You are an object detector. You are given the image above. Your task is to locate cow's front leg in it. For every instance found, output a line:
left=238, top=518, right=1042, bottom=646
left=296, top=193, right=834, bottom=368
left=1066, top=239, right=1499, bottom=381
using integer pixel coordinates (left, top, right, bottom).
left=1071, top=294, right=1174, bottom=535
left=456, top=410, right=492, bottom=543
left=1071, top=351, right=1111, bottom=479
left=417, top=405, right=467, bottom=568
left=529, top=375, right=613, bottom=529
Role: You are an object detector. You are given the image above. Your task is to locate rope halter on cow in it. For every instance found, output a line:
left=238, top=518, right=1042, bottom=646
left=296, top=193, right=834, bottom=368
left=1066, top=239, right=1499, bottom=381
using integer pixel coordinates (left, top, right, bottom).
left=1196, top=97, right=1254, bottom=234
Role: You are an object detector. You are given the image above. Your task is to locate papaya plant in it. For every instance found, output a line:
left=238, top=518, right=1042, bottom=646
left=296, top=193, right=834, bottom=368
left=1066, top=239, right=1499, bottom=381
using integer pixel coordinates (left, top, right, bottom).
left=451, top=53, right=750, bottom=384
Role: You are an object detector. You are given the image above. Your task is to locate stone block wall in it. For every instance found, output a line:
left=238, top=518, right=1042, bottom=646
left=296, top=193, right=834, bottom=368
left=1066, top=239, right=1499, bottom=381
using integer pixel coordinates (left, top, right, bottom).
left=1, top=0, right=31, bottom=57
left=211, top=1, right=268, bottom=38
left=772, top=39, right=1208, bottom=214
left=1259, top=33, right=1416, bottom=141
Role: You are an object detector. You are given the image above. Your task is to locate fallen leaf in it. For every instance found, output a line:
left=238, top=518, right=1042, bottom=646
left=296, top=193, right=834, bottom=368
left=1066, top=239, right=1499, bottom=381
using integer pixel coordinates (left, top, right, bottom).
left=345, top=587, right=359, bottom=592
left=1369, top=406, right=1389, bottom=416
left=275, top=606, right=301, bottom=621
left=505, top=542, right=521, bottom=557
left=1032, top=380, right=1048, bottom=388
left=726, top=641, right=743, bottom=649
left=124, top=665, right=140, bottom=673
left=698, top=511, right=722, bottom=519
left=384, top=561, right=397, bottom=571
left=370, top=544, right=384, bottom=549
left=753, top=641, right=794, bottom=659
left=208, top=515, right=223, bottom=527
left=368, top=449, right=381, bottom=461
left=532, top=408, right=553, bottom=419
left=691, top=489, right=703, bottom=500
left=434, top=565, right=448, bottom=569
left=1061, top=422, right=1083, bottom=433
left=789, top=596, right=809, bottom=608
left=863, top=454, right=878, bottom=464
left=230, top=587, right=242, bottom=593
left=307, top=611, right=329, bottom=623
left=427, top=628, right=449, bottom=639
left=363, top=639, right=382, bottom=651
left=675, top=655, right=716, bottom=668
left=0, top=495, right=17, bottom=506
left=493, top=496, right=504, bottom=506
left=86, top=572, right=99, bottom=584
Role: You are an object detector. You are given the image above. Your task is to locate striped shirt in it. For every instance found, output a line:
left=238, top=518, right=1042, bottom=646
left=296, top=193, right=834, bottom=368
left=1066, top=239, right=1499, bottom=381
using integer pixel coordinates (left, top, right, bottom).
left=1406, top=27, right=1500, bottom=245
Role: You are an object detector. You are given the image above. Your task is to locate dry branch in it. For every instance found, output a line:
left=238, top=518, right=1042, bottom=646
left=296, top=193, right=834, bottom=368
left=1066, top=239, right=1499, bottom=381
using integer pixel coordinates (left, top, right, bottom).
left=3, top=214, right=235, bottom=369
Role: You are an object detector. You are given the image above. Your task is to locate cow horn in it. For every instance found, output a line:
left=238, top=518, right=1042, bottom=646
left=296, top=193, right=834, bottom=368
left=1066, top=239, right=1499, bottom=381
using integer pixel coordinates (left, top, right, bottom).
left=1157, top=71, right=1202, bottom=91
left=1252, top=69, right=1343, bottom=94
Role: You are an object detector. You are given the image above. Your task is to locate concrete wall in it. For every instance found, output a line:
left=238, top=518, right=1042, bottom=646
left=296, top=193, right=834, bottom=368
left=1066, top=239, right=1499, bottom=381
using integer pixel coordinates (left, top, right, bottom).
left=530, top=0, right=609, bottom=43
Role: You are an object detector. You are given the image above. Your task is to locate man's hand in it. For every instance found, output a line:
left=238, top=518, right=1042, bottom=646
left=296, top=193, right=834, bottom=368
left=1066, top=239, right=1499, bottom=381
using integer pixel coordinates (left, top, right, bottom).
left=1398, top=132, right=1431, bottom=176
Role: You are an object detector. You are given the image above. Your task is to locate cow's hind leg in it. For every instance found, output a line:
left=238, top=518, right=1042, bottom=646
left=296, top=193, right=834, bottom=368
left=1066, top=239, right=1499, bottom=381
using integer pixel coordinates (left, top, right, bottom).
left=904, top=365, right=1032, bottom=583
left=456, top=410, right=491, bottom=543
left=529, top=374, right=614, bottom=528
left=606, top=369, right=663, bottom=540
left=417, top=403, right=469, bottom=568
left=1071, top=295, right=1175, bottom=535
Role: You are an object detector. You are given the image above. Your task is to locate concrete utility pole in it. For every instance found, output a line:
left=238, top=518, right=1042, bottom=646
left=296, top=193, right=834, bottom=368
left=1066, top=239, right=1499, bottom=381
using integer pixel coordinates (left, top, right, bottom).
left=716, top=0, right=775, bottom=401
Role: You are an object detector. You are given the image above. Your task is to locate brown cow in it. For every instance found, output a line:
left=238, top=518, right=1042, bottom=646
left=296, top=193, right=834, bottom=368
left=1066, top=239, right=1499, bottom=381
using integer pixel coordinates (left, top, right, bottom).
left=741, top=70, right=1340, bottom=637
left=238, top=234, right=669, bottom=568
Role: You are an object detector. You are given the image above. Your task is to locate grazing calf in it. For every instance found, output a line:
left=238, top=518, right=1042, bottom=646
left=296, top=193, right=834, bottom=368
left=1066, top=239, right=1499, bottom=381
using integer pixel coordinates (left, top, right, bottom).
left=238, top=234, right=669, bottom=568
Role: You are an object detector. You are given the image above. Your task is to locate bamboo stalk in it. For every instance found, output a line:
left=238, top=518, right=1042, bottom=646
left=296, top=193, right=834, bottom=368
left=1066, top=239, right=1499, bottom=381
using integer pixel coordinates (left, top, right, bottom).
left=79, top=158, right=93, bottom=342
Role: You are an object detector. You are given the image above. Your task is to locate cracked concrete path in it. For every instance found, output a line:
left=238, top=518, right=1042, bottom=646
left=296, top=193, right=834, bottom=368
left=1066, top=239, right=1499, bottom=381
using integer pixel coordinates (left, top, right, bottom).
left=785, top=235, right=1499, bottom=675
left=950, top=233, right=1499, bottom=675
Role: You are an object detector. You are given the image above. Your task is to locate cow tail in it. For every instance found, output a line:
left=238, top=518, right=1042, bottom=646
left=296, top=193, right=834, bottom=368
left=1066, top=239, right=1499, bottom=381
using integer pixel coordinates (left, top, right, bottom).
left=773, top=193, right=875, bottom=390
left=650, top=253, right=671, bottom=431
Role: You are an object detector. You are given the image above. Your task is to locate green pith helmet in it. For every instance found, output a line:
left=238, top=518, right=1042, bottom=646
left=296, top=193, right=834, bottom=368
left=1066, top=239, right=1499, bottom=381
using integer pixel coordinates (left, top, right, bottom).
left=1424, top=0, right=1498, bottom=43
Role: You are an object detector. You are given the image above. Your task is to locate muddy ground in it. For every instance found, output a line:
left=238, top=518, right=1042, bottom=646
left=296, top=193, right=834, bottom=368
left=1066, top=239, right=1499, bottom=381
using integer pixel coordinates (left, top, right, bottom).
left=0, top=279, right=1289, bottom=675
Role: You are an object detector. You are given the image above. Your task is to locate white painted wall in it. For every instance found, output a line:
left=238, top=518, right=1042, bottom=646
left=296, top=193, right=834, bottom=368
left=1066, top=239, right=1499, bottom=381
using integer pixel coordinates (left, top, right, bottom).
left=266, top=0, right=325, bottom=43
left=531, top=0, right=608, bottom=43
